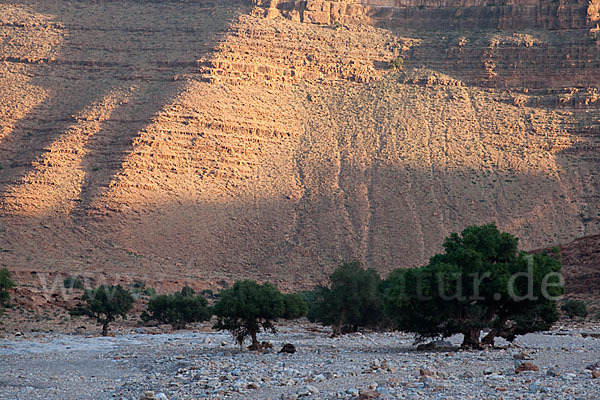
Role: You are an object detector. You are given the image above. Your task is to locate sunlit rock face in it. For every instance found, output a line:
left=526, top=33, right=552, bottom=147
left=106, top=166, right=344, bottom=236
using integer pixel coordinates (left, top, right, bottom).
left=0, top=0, right=598, bottom=289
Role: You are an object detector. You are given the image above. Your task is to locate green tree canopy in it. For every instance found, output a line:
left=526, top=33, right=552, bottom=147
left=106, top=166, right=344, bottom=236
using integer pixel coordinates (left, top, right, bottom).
left=213, top=280, right=306, bottom=350
left=0, top=268, right=15, bottom=321
left=72, top=285, right=134, bottom=336
left=312, top=262, right=384, bottom=335
left=383, top=224, right=563, bottom=348
left=141, top=286, right=211, bottom=329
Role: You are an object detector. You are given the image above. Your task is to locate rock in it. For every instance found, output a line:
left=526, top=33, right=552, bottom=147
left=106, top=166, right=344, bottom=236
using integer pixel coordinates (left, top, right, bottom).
left=204, top=337, right=211, bottom=344
left=358, top=389, right=380, bottom=399
left=586, top=361, right=600, bottom=370
left=280, top=343, right=296, bottom=354
left=516, top=362, right=540, bottom=374
left=419, top=376, right=436, bottom=387
left=460, top=371, right=475, bottom=379
left=248, top=383, right=259, bottom=390
left=420, top=368, right=437, bottom=377
left=547, top=367, right=560, bottom=377
left=496, top=387, right=507, bottom=392
left=513, top=351, right=531, bottom=360
left=376, top=386, right=392, bottom=395
left=313, top=374, right=325, bottom=382
left=529, top=381, right=542, bottom=392
left=484, top=367, right=494, bottom=375
left=306, top=385, right=319, bottom=395
left=155, top=394, right=169, bottom=400
left=261, top=341, right=274, bottom=350
left=593, top=370, right=600, bottom=379
left=140, top=391, right=156, bottom=400
left=347, top=387, right=359, bottom=397
left=296, top=387, right=309, bottom=396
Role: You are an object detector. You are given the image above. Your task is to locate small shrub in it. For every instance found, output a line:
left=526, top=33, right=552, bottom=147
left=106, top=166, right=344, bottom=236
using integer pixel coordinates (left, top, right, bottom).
left=390, top=57, right=404, bottom=72
left=0, top=268, right=15, bottom=320
left=71, top=285, right=134, bottom=336
left=213, top=280, right=306, bottom=350
left=200, top=289, right=218, bottom=300
left=129, top=281, right=156, bottom=297
left=143, top=287, right=156, bottom=297
left=141, top=287, right=211, bottom=329
left=180, top=285, right=194, bottom=297
left=63, top=276, right=84, bottom=290
left=561, top=300, right=588, bottom=319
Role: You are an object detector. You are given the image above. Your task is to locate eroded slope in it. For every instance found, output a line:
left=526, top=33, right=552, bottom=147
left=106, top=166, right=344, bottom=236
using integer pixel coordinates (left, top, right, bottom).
left=0, top=0, right=598, bottom=289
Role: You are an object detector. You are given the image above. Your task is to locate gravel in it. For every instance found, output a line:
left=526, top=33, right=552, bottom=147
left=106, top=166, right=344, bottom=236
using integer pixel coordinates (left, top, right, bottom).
left=1, top=324, right=599, bottom=399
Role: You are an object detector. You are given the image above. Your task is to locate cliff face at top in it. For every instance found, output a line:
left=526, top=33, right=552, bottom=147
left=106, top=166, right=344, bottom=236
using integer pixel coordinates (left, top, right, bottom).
left=1, top=0, right=599, bottom=289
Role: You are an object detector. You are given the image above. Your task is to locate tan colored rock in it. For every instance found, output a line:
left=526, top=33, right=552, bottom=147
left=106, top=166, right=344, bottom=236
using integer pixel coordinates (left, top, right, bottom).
left=516, top=362, right=540, bottom=374
left=0, top=0, right=599, bottom=295
left=303, top=10, right=330, bottom=25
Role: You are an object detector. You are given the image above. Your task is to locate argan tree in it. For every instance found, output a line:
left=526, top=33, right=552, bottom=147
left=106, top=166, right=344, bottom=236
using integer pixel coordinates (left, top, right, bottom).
left=72, top=285, right=134, bottom=336
left=312, top=262, right=384, bottom=335
left=141, top=286, right=211, bottom=329
left=213, top=280, right=306, bottom=350
left=384, top=224, right=563, bottom=348
left=0, top=268, right=15, bottom=320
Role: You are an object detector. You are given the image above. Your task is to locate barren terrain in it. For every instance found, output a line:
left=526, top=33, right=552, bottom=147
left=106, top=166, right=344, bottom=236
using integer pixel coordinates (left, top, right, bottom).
left=1, top=1, right=599, bottom=288
left=1, top=322, right=600, bottom=399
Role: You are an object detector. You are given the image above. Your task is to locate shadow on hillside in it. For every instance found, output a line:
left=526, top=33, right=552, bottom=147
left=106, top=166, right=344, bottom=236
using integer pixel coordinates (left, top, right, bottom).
left=57, top=166, right=583, bottom=282
left=0, top=0, right=250, bottom=215
left=1, top=155, right=594, bottom=295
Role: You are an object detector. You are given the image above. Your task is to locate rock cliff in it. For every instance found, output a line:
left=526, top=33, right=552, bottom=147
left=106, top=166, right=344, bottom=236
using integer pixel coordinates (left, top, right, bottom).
left=0, top=0, right=598, bottom=289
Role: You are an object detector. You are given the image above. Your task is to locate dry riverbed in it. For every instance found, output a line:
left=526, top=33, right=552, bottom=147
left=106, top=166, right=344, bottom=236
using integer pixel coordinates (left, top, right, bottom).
left=1, top=323, right=599, bottom=400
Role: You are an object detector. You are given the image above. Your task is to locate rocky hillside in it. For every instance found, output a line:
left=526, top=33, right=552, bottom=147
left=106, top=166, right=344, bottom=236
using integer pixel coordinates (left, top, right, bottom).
left=554, top=234, right=600, bottom=297
left=0, top=0, right=598, bottom=290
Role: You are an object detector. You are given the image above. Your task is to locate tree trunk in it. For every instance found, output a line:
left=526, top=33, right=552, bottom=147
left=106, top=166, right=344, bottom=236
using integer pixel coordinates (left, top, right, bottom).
left=461, top=328, right=481, bottom=349
left=330, top=321, right=342, bottom=337
left=102, top=321, right=109, bottom=336
left=481, top=328, right=498, bottom=347
left=248, top=331, right=261, bottom=351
